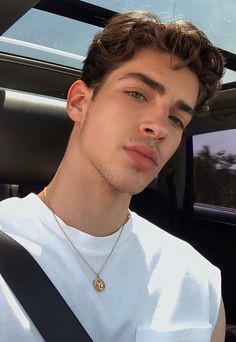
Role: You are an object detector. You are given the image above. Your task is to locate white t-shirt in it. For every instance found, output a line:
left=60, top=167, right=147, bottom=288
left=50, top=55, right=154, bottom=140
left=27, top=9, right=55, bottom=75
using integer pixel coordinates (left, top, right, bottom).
left=0, top=194, right=221, bottom=342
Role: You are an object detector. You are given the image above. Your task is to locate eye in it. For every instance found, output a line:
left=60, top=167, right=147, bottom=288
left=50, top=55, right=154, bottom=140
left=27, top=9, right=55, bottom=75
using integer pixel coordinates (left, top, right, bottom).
left=126, top=91, right=146, bottom=100
left=169, top=115, right=185, bottom=130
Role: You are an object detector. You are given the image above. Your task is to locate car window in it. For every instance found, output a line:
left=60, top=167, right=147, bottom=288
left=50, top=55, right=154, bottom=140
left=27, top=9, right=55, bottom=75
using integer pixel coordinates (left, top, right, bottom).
left=1, top=8, right=100, bottom=68
left=193, top=129, right=236, bottom=210
left=86, top=0, right=236, bottom=53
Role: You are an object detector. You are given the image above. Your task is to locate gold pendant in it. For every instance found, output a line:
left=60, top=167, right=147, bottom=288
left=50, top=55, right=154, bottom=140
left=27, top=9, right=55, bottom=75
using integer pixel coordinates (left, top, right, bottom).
left=93, top=276, right=105, bottom=292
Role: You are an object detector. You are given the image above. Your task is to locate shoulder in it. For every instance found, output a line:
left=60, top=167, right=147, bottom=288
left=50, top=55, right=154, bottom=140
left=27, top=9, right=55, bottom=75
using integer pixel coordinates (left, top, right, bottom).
left=0, top=194, right=43, bottom=235
left=131, top=210, right=205, bottom=263
left=131, top=211, right=221, bottom=329
left=131, top=210, right=218, bottom=271
left=0, top=193, right=35, bottom=213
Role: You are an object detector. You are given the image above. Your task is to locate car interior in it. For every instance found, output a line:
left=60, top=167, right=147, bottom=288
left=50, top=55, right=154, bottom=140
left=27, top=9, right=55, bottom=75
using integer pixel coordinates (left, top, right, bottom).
left=0, top=0, right=236, bottom=340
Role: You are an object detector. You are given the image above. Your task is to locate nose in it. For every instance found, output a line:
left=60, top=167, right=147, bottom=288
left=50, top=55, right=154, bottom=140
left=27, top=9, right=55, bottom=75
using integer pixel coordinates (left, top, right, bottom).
left=139, top=119, right=169, bottom=142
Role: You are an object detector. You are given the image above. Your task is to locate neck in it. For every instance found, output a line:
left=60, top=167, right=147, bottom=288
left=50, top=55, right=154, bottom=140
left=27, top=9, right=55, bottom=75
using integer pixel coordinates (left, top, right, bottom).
left=38, top=161, right=131, bottom=237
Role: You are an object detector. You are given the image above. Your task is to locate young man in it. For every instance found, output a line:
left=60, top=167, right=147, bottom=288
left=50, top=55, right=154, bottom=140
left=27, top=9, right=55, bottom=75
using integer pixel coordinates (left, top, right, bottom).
left=0, top=11, right=225, bottom=341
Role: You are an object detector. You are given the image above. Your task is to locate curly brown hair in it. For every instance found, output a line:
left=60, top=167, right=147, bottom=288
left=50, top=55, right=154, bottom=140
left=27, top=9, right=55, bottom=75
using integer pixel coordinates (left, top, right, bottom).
left=81, top=11, right=225, bottom=113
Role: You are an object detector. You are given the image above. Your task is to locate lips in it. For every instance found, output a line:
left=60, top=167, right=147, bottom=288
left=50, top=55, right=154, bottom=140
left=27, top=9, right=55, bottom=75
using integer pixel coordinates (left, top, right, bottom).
left=124, top=144, right=158, bottom=171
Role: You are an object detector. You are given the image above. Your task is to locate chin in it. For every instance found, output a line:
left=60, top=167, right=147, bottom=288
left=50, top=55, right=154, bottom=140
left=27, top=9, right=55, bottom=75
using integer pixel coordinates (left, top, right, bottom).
left=129, top=185, right=150, bottom=195
left=95, top=161, right=155, bottom=195
left=111, top=177, right=153, bottom=196
left=126, top=182, right=149, bottom=195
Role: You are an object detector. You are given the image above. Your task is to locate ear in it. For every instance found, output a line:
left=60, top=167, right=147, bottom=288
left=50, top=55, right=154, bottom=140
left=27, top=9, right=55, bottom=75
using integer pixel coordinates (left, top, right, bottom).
left=66, top=80, right=93, bottom=124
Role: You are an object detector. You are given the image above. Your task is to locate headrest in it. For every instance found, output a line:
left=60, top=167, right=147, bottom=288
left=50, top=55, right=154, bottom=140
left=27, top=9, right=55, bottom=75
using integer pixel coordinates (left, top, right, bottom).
left=0, top=89, right=73, bottom=184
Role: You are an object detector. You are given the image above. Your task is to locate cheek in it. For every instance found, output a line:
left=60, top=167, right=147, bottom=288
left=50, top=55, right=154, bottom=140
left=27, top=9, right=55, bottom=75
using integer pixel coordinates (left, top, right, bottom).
left=79, top=110, right=120, bottom=152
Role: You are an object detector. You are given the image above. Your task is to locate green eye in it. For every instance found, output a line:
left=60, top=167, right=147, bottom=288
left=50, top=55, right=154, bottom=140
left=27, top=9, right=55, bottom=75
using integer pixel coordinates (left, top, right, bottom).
left=127, top=91, right=145, bottom=100
left=169, top=115, right=184, bottom=130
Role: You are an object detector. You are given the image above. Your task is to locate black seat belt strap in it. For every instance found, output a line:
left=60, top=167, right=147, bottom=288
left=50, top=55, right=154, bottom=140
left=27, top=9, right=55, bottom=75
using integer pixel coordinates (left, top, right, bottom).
left=0, top=229, right=92, bottom=342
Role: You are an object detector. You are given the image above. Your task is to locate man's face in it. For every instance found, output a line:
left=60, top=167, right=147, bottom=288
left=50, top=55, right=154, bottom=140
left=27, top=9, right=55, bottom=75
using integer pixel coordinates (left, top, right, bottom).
left=68, top=49, right=199, bottom=195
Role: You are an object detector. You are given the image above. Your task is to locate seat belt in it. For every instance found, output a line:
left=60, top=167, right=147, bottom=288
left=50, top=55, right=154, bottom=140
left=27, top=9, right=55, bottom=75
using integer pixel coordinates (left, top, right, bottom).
left=0, top=229, right=93, bottom=342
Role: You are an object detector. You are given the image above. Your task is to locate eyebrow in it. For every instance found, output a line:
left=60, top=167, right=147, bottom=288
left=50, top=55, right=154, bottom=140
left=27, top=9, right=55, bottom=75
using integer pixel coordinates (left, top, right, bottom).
left=176, top=100, right=194, bottom=116
left=119, top=72, right=166, bottom=95
left=119, top=72, right=194, bottom=116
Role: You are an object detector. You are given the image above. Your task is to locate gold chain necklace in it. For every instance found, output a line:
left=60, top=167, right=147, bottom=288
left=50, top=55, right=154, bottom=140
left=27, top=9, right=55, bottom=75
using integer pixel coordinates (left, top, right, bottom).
left=43, top=188, right=127, bottom=293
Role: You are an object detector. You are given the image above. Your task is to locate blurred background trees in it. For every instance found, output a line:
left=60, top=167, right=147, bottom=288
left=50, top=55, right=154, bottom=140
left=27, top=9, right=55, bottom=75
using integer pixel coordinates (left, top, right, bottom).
left=193, top=145, right=236, bottom=209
